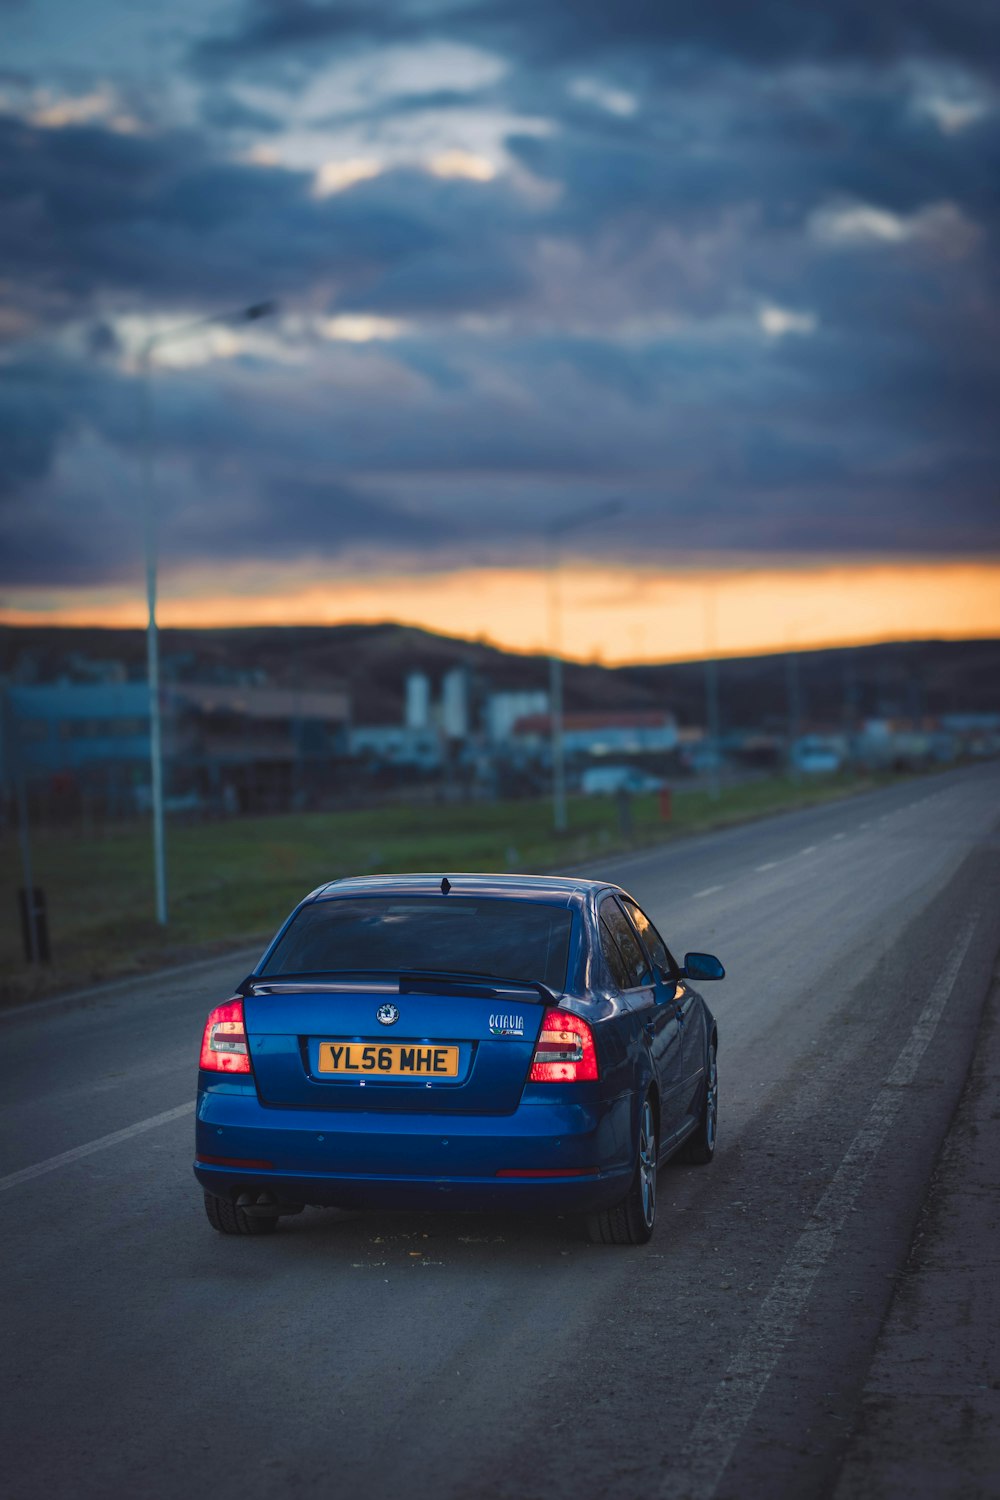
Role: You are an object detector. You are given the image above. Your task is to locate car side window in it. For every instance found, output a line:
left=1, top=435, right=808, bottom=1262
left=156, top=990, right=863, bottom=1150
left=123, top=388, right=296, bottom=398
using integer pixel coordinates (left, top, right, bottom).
left=621, top=897, right=676, bottom=978
left=599, top=916, right=632, bottom=990
left=599, top=899, right=653, bottom=989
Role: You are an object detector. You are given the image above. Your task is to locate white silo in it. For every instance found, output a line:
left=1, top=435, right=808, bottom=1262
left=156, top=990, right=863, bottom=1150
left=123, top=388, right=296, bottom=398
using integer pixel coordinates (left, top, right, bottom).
left=405, top=671, right=431, bottom=729
left=441, top=667, right=469, bottom=740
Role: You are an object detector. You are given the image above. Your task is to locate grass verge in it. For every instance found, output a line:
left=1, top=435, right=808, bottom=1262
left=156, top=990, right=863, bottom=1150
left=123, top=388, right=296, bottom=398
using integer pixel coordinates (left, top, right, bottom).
left=1, top=770, right=895, bottom=1006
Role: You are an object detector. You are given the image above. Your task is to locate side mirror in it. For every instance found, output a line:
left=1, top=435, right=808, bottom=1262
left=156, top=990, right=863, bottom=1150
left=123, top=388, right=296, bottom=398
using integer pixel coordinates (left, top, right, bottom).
left=683, top=951, right=725, bottom=982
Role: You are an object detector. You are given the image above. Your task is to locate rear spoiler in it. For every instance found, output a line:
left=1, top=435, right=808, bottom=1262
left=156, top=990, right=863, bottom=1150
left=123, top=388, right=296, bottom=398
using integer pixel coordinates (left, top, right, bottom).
left=238, top=969, right=557, bottom=1005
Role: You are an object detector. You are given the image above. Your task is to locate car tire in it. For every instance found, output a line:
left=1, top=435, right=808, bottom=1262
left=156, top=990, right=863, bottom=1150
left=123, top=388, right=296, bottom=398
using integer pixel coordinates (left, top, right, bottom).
left=203, top=1191, right=279, bottom=1236
left=587, top=1095, right=657, bottom=1245
left=678, top=1039, right=718, bottom=1165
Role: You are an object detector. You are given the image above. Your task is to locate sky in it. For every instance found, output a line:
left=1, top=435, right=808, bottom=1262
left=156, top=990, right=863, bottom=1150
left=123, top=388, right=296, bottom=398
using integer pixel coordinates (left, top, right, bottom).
left=1, top=0, right=998, bottom=662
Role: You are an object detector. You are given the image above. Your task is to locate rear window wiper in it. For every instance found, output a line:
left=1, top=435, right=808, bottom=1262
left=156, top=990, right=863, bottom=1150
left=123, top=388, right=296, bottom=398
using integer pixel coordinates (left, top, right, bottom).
left=396, top=970, right=557, bottom=1004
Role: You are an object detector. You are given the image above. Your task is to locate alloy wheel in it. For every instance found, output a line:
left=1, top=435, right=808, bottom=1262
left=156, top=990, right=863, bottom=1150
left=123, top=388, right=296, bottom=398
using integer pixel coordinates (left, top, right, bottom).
left=705, top=1048, right=718, bottom=1153
left=638, top=1099, right=657, bottom=1228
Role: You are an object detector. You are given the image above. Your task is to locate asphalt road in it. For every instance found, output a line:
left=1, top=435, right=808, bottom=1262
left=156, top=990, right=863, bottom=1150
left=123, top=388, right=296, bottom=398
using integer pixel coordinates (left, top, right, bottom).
left=2, top=764, right=999, bottom=1500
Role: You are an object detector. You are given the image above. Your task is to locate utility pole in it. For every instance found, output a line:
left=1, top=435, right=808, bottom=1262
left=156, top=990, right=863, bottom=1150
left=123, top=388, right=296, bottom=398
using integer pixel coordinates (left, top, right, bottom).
left=786, top=648, right=802, bottom=782
left=703, top=581, right=722, bottom=801
left=3, top=694, right=40, bottom=963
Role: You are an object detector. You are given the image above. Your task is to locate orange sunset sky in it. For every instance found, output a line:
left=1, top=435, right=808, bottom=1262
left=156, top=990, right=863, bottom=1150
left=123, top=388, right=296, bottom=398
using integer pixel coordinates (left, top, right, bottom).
left=2, top=555, right=997, bottom=664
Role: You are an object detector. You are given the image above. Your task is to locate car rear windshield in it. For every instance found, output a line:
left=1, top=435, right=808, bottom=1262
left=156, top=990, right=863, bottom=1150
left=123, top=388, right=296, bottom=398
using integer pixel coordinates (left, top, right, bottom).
left=260, top=897, right=573, bottom=992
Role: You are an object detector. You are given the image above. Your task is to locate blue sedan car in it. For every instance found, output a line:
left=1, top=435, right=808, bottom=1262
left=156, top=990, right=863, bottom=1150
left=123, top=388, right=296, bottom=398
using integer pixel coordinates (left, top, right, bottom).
left=194, top=873, right=723, bottom=1245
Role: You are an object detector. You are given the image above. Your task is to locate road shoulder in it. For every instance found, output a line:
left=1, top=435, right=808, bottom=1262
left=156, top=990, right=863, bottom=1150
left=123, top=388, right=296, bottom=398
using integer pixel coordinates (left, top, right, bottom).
left=834, top=967, right=1000, bottom=1498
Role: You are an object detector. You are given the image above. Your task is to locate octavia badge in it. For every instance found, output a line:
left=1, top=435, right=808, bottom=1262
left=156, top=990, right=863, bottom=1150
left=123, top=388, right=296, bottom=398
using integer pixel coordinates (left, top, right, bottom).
left=376, top=1002, right=400, bottom=1027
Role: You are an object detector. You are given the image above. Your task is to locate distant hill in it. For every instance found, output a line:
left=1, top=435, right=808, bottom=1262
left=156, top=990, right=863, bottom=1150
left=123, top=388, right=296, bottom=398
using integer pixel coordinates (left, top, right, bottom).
left=1, top=624, right=998, bottom=730
left=617, top=639, right=1000, bottom=731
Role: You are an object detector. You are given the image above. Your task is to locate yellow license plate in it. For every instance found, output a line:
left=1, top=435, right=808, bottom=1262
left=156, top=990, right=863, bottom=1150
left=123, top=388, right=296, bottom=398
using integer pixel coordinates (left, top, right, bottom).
left=318, top=1042, right=460, bottom=1078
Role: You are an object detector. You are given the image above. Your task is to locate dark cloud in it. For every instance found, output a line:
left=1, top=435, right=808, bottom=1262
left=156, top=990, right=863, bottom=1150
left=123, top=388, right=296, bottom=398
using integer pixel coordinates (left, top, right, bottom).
left=164, top=472, right=449, bottom=567
left=0, top=363, right=72, bottom=501
left=0, top=367, right=453, bottom=586
left=198, top=93, right=286, bottom=133
left=193, top=0, right=1000, bottom=77
left=84, top=320, right=121, bottom=358
left=193, top=1, right=397, bottom=69
left=0, top=339, right=139, bottom=509
left=346, top=247, right=529, bottom=315
left=1, top=0, right=998, bottom=589
left=309, top=86, right=501, bottom=132
left=472, top=0, right=1000, bottom=73
left=0, top=115, right=548, bottom=335
left=3, top=294, right=996, bottom=595
left=507, top=85, right=1000, bottom=238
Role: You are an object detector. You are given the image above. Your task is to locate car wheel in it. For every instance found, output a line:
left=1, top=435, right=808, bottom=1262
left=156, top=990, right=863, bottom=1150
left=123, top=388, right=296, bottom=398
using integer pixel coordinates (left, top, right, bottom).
left=587, top=1095, right=657, bottom=1245
left=679, top=1039, right=718, bottom=1165
left=203, top=1191, right=279, bottom=1236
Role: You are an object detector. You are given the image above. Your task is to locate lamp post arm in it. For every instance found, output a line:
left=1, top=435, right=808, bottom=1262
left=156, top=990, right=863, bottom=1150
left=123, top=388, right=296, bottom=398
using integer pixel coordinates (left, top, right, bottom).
left=141, top=301, right=276, bottom=359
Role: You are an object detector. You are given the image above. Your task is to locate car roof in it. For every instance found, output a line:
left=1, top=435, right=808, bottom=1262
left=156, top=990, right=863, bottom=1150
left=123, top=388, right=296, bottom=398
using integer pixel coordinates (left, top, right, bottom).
left=309, top=872, right=611, bottom=907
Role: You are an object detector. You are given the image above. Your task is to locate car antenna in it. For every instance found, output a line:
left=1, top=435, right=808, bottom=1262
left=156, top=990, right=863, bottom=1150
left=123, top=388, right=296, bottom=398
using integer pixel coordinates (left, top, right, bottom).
left=440, top=876, right=451, bottom=894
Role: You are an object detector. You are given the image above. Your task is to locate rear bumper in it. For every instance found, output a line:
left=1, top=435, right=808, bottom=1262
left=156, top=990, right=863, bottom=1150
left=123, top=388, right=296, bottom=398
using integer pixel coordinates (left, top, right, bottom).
left=193, top=1165, right=632, bottom=1213
left=194, top=1083, right=633, bottom=1214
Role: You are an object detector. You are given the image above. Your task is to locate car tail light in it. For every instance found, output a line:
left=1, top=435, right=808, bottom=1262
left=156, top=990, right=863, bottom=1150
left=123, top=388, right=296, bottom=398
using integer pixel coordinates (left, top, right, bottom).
left=199, top=999, right=251, bottom=1073
left=529, top=1008, right=598, bottom=1082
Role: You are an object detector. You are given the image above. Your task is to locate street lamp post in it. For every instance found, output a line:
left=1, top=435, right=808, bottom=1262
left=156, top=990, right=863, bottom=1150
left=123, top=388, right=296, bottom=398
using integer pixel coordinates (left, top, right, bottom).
left=543, top=499, right=623, bottom=833
left=139, top=301, right=275, bottom=925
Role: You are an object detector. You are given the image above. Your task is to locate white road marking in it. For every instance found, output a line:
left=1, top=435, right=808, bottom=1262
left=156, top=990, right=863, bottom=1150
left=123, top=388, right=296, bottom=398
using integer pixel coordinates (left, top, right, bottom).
left=755, top=862, right=778, bottom=872
left=800, top=845, right=817, bottom=855
left=663, top=916, right=977, bottom=1500
left=0, top=1102, right=195, bottom=1194
left=693, top=886, right=724, bottom=899
left=832, top=832, right=846, bottom=840
left=859, top=822, right=871, bottom=829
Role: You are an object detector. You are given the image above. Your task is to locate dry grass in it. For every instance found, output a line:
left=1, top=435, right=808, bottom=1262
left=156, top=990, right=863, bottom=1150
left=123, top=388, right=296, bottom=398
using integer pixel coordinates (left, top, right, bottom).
left=1, top=771, right=885, bottom=1004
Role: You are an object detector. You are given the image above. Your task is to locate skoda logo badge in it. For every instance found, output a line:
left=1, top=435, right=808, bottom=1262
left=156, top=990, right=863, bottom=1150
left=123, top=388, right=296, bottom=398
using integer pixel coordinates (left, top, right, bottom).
left=376, top=1002, right=400, bottom=1027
